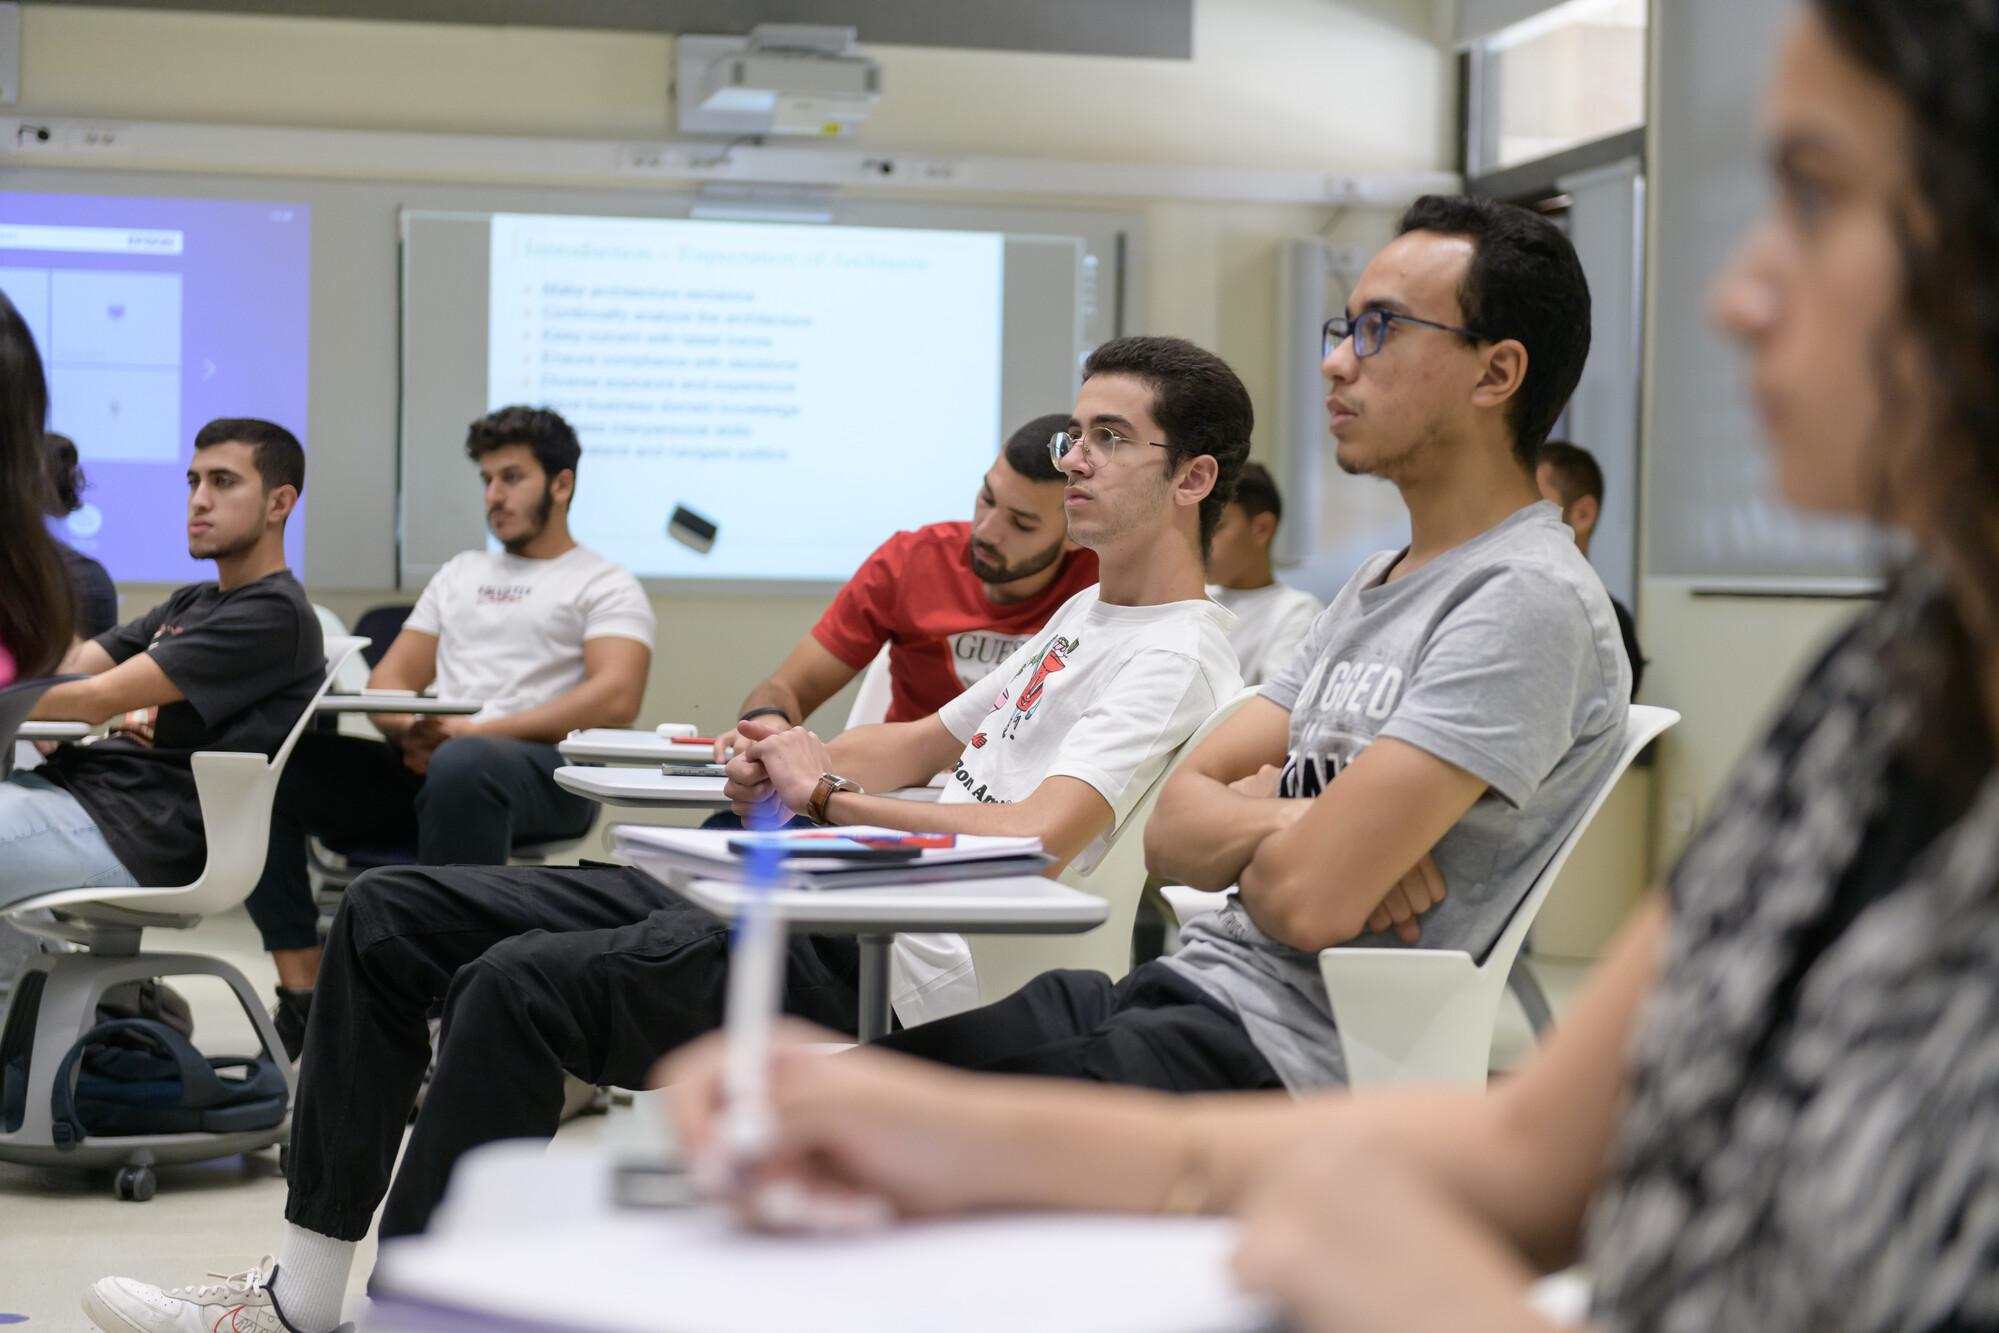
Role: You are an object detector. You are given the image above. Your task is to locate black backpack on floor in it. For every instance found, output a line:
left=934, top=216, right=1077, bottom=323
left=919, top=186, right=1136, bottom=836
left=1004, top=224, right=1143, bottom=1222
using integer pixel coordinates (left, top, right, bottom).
left=51, top=1017, right=288, bottom=1144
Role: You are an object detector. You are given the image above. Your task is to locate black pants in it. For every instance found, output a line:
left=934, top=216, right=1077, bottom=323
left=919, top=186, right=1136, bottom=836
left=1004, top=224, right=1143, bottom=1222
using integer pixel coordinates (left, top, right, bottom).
left=285, top=866, right=1278, bottom=1244
left=876, top=963, right=1284, bottom=1092
left=284, top=863, right=862, bottom=1243
left=244, top=732, right=596, bottom=951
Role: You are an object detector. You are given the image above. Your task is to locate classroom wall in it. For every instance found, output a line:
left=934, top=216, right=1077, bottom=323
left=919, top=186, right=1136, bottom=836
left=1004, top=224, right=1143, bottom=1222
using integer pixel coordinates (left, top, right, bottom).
left=31, top=0, right=1454, bottom=733
left=16, top=1, right=1452, bottom=170
left=1636, top=584, right=1860, bottom=867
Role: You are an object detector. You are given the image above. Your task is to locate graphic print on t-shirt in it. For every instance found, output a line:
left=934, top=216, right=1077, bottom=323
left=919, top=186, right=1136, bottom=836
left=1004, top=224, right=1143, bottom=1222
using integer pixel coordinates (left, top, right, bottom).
left=1000, top=634, right=1078, bottom=740
left=1279, top=654, right=1407, bottom=798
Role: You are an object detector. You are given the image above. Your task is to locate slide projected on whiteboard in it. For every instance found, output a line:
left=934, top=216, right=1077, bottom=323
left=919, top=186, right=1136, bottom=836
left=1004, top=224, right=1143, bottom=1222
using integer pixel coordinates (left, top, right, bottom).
left=488, top=213, right=1004, bottom=581
left=0, top=192, right=311, bottom=583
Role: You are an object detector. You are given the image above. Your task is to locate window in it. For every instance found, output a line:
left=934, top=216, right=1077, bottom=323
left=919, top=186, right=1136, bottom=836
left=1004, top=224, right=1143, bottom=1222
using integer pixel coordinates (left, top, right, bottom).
left=1467, top=0, right=1647, bottom=175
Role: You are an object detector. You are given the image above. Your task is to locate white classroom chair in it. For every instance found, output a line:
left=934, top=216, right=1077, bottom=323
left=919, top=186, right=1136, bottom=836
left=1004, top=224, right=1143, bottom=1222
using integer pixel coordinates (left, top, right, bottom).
left=310, top=604, right=371, bottom=695
left=0, top=636, right=368, bottom=1198
left=844, top=644, right=895, bottom=730
left=966, top=686, right=1261, bottom=1006
left=1162, top=704, right=1679, bottom=1089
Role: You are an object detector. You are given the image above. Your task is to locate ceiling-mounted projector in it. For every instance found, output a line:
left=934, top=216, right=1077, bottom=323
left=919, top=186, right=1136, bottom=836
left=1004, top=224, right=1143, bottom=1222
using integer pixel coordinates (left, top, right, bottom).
left=677, top=25, right=882, bottom=139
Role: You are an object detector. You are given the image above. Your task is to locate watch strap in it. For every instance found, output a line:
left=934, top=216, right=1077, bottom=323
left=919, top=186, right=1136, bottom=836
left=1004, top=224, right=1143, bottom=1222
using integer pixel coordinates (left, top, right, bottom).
left=805, top=772, right=859, bottom=826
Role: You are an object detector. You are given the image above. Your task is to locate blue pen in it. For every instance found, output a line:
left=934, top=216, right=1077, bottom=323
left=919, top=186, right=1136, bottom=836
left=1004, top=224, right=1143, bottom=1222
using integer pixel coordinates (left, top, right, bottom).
left=719, top=794, right=786, bottom=1172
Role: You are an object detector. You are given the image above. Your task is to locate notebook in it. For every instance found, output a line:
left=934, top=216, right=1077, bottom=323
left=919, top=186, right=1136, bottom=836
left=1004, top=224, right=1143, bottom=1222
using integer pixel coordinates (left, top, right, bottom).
left=370, top=1207, right=1274, bottom=1333
left=613, top=824, right=1053, bottom=890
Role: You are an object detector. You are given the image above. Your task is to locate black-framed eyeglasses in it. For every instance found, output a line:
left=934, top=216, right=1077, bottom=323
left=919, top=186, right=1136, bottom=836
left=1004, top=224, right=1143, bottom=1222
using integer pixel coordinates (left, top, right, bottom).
left=1048, top=426, right=1170, bottom=469
left=1322, top=309, right=1489, bottom=360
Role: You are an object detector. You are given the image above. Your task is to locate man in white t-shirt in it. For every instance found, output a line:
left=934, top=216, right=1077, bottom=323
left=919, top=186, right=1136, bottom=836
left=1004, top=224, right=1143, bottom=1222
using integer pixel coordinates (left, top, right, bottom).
left=245, top=405, right=654, bottom=1058
left=82, top=337, right=1249, bottom=1333
left=1205, top=461, right=1324, bottom=685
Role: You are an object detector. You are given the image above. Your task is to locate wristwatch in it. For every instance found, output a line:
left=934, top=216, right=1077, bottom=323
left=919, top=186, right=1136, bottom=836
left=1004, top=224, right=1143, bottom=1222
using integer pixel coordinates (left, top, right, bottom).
left=805, top=771, right=861, bottom=826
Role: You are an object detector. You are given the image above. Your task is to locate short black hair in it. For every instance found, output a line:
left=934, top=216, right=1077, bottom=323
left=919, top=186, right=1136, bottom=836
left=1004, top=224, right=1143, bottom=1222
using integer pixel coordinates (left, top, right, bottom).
left=466, top=405, right=582, bottom=491
left=1230, top=460, right=1283, bottom=526
left=1537, top=440, right=1604, bottom=507
left=1396, top=194, right=1592, bottom=467
left=193, top=417, right=306, bottom=495
left=43, top=432, right=84, bottom=516
left=1002, top=413, right=1071, bottom=483
left=1079, top=335, right=1253, bottom=558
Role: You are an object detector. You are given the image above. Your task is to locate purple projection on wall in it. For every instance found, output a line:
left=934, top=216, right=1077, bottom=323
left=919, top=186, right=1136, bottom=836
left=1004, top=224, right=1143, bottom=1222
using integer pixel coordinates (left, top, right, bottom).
left=0, top=192, right=311, bottom=583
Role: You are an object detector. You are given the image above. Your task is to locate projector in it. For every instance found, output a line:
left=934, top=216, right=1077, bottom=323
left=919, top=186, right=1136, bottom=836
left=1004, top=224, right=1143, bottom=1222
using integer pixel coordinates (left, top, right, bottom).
left=678, top=26, right=883, bottom=139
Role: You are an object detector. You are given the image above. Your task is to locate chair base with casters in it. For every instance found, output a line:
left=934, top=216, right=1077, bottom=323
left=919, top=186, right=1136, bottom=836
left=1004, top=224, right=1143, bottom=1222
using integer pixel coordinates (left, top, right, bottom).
left=0, top=932, right=294, bottom=1196
left=0, top=636, right=367, bottom=1195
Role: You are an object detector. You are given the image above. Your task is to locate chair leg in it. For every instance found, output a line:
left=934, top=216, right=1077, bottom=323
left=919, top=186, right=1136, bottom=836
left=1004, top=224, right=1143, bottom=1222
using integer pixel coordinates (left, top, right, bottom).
left=1506, top=956, right=1554, bottom=1037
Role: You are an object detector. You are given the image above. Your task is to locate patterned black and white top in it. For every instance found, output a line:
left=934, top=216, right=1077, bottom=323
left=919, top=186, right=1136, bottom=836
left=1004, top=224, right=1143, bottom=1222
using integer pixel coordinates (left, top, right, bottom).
left=1586, top=569, right=1999, bottom=1332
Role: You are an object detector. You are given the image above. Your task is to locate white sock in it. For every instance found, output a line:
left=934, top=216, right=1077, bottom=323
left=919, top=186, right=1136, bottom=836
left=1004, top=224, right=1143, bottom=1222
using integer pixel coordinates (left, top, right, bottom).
left=271, top=1223, right=356, bottom=1333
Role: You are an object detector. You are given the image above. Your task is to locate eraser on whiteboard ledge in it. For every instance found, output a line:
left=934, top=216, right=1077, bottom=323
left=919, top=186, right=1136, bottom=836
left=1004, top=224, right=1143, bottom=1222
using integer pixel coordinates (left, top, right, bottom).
left=667, top=504, right=718, bottom=554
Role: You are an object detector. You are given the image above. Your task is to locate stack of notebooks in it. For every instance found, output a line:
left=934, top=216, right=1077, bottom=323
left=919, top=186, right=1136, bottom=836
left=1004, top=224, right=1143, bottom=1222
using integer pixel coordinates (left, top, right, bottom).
left=611, top=824, right=1051, bottom=890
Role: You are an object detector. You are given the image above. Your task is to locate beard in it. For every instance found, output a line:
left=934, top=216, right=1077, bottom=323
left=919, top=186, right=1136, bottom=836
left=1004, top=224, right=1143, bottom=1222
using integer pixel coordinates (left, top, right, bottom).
left=498, top=482, right=557, bottom=555
left=968, top=531, right=1067, bottom=586
left=188, top=522, right=262, bottom=562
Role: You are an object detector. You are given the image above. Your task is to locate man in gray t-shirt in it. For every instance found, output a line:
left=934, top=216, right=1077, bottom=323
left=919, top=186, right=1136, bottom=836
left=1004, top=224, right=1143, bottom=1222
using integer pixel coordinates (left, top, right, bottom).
left=1163, top=499, right=1628, bottom=1087
left=1142, top=195, right=1630, bottom=1090
left=853, top=195, right=1626, bottom=1099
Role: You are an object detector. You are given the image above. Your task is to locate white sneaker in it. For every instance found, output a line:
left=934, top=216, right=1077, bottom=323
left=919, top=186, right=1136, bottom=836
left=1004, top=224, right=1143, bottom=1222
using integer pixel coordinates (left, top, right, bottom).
left=82, top=1258, right=351, bottom=1333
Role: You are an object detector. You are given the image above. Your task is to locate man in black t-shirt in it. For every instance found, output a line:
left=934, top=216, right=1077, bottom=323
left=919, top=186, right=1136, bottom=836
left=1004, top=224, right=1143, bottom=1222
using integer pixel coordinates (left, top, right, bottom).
left=1537, top=440, right=1648, bottom=692
left=0, top=418, right=325, bottom=914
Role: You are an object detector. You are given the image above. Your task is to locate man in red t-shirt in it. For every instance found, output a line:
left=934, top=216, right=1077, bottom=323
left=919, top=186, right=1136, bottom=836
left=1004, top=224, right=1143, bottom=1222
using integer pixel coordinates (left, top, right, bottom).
left=715, top=413, right=1098, bottom=756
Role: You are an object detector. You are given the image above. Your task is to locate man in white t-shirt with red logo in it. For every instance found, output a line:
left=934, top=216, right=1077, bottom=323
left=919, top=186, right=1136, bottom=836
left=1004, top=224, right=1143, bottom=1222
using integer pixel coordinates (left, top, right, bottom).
left=714, top=413, right=1097, bottom=756
left=246, top=405, right=655, bottom=1058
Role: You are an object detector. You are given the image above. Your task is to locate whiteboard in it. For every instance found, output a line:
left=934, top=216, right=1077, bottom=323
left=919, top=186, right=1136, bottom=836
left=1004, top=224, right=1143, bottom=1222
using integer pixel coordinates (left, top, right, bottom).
left=402, top=205, right=1114, bottom=589
left=0, top=164, right=1139, bottom=590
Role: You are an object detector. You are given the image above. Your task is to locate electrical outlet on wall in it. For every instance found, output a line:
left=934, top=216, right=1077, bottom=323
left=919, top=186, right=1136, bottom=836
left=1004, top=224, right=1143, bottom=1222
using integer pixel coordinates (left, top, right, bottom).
left=10, top=120, right=133, bottom=153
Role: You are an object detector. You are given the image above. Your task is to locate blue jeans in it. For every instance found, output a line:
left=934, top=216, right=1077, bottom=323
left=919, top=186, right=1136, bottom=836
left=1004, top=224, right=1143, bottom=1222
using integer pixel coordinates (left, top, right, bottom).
left=0, top=770, right=139, bottom=899
left=0, top=771, right=139, bottom=1001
